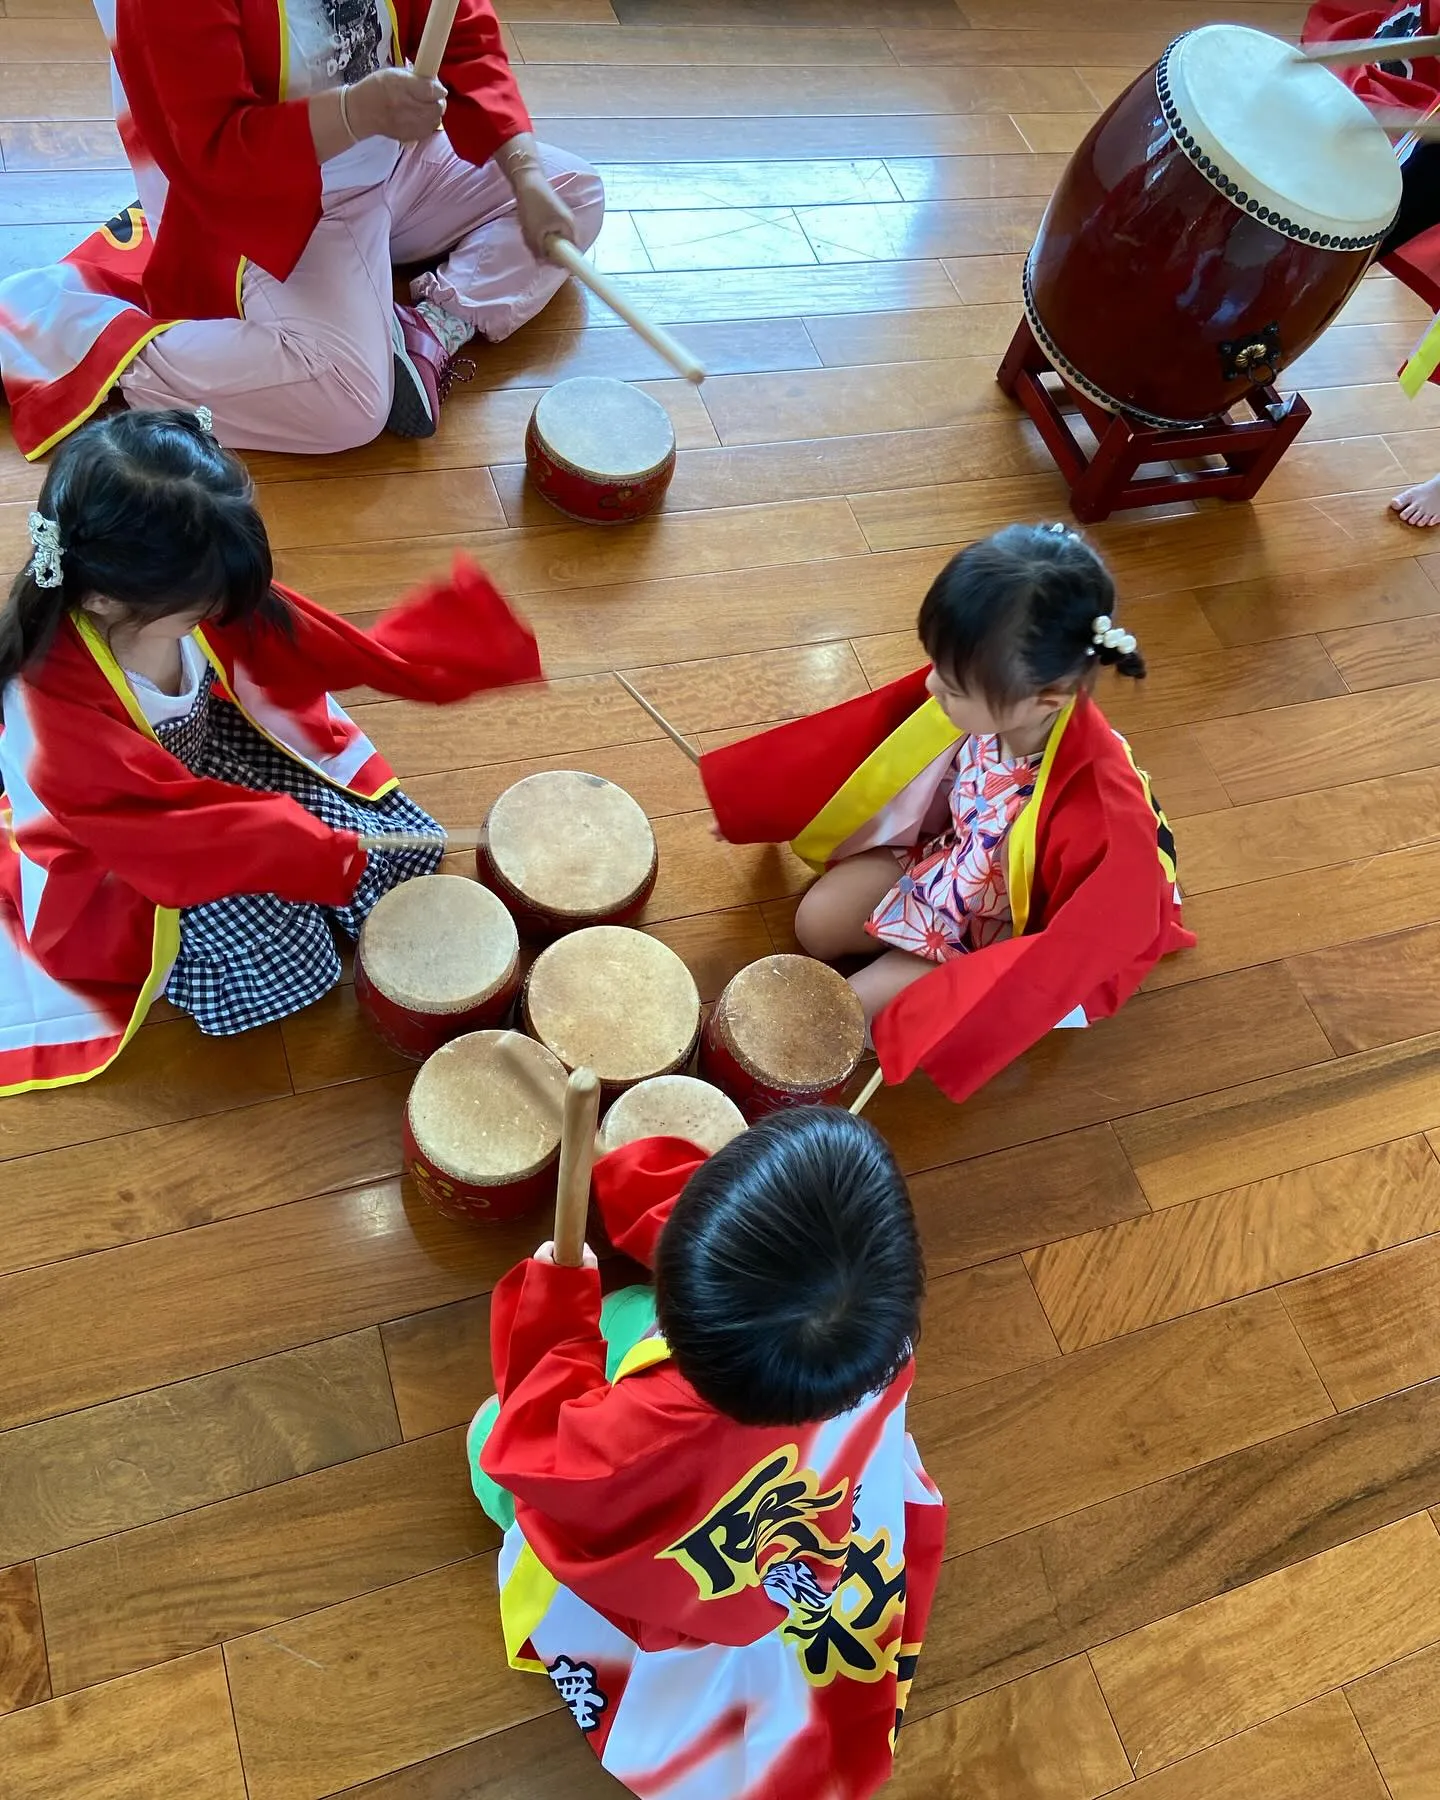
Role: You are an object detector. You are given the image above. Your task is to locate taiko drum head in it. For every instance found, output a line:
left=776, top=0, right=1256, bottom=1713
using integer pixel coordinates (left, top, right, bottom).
left=714, top=955, right=866, bottom=1091
left=407, top=1030, right=567, bottom=1188
left=359, top=875, right=518, bottom=1013
left=599, top=1074, right=747, bottom=1155
left=526, top=376, right=678, bottom=523
left=524, top=925, right=701, bottom=1090
left=485, top=771, right=657, bottom=928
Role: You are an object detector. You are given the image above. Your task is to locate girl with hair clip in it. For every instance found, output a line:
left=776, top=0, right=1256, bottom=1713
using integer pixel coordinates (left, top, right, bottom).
left=0, top=408, right=541, bottom=1095
left=702, top=523, right=1195, bottom=1106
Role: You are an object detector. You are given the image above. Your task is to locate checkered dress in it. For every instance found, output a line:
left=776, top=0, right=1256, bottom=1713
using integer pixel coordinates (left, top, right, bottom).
left=155, top=668, right=442, bottom=1035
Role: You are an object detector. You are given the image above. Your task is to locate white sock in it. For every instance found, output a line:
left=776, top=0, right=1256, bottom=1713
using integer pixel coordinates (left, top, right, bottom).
left=416, top=299, right=474, bottom=359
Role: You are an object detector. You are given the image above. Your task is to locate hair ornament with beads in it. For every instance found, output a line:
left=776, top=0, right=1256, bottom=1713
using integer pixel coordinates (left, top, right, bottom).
left=1089, top=614, right=1137, bottom=658
left=194, top=405, right=214, bottom=437
left=27, top=512, right=62, bottom=590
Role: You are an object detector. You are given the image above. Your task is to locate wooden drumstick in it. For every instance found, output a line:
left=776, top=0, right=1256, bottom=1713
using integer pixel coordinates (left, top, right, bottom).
left=554, top=1067, right=602, bottom=1267
left=849, top=1067, right=885, bottom=1116
left=613, top=671, right=701, bottom=765
left=413, top=0, right=462, bottom=79
left=1299, top=31, right=1440, bottom=66
left=359, top=827, right=486, bottom=852
left=1369, top=108, right=1440, bottom=136
left=546, top=236, right=707, bottom=385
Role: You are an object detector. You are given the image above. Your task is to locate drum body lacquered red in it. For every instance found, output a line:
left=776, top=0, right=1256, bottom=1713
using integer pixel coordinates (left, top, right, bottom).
left=402, top=1110, right=555, bottom=1224
left=355, top=957, right=519, bottom=1061
left=1025, top=28, right=1399, bottom=425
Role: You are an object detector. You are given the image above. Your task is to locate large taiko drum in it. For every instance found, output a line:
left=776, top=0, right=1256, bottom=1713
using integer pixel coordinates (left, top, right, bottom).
left=526, top=376, right=677, bottom=522
left=700, top=954, right=866, bottom=1122
left=1024, top=24, right=1402, bottom=425
left=523, top=925, right=701, bottom=1099
left=404, top=1030, right=568, bottom=1224
left=599, top=1074, right=747, bottom=1156
left=479, top=770, right=657, bottom=939
left=354, top=874, right=521, bottom=1060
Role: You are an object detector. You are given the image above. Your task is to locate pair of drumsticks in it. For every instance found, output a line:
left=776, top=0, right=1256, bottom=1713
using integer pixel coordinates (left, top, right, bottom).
left=546, top=1063, right=885, bottom=1269
left=1300, top=31, right=1440, bottom=137
left=415, top=3, right=706, bottom=384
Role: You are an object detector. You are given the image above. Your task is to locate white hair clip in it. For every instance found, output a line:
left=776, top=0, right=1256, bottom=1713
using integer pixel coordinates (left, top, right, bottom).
left=1089, top=614, right=1137, bottom=657
left=194, top=406, right=214, bottom=436
left=27, top=511, right=62, bottom=589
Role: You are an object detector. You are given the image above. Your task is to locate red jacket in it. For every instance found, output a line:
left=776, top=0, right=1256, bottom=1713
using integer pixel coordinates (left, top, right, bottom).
left=112, top=0, right=532, bottom=322
left=0, top=558, right=540, bottom=1093
left=701, top=671, right=1194, bottom=1102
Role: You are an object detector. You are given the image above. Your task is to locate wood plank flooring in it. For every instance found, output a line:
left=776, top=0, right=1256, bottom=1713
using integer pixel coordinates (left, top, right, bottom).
left=7, top=0, right=1440, bottom=1793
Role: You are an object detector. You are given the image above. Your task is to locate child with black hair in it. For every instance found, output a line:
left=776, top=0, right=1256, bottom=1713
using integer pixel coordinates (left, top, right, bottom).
left=702, top=523, right=1194, bottom=1105
left=0, top=407, right=540, bottom=1094
left=469, top=1108, right=946, bottom=1800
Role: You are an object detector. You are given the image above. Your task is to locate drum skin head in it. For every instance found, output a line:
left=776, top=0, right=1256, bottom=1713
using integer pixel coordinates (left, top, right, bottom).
left=531, top=376, right=677, bottom=481
left=407, top=1030, right=567, bottom=1182
left=716, top=954, right=866, bottom=1088
left=487, top=771, right=657, bottom=917
left=525, top=926, right=701, bottom=1085
left=358, top=874, right=518, bottom=1013
left=600, top=1074, right=747, bottom=1154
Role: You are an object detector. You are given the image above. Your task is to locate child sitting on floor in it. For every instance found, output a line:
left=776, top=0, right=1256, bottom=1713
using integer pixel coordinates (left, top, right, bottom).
left=469, top=1107, right=947, bottom=1800
left=701, top=523, right=1194, bottom=1105
left=0, top=407, right=540, bottom=1094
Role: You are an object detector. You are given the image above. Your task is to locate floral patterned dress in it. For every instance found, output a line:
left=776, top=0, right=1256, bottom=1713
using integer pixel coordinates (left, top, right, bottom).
left=865, top=732, right=1040, bottom=964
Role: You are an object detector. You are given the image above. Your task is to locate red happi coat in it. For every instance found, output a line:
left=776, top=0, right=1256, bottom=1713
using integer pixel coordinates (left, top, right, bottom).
left=0, top=0, right=532, bottom=457
left=700, top=670, right=1193, bottom=1104
left=480, top=1137, right=947, bottom=1800
left=0, top=559, right=540, bottom=1095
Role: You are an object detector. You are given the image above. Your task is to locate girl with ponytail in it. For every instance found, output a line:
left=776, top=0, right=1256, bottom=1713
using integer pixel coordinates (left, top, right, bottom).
left=0, top=408, right=540, bottom=1093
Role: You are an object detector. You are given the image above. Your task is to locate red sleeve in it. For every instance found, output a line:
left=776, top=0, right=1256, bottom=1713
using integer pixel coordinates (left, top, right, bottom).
left=874, top=766, right=1167, bottom=1099
left=26, top=707, right=367, bottom=909
left=218, top=558, right=542, bottom=709
left=401, top=0, right=532, bottom=168
left=114, top=0, right=320, bottom=281
left=700, top=668, right=933, bottom=846
left=592, top=1136, right=710, bottom=1269
left=489, top=1256, right=606, bottom=1402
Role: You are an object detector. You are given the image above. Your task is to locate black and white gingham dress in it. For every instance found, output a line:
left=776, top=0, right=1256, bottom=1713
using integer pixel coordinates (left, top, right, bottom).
left=152, top=664, right=442, bottom=1035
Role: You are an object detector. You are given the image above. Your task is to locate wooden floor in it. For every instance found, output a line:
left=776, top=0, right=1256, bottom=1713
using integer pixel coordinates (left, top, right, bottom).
left=9, top=0, right=1440, bottom=1794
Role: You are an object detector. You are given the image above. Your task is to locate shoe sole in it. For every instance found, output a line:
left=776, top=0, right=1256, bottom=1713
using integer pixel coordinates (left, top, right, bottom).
left=386, top=318, right=438, bottom=440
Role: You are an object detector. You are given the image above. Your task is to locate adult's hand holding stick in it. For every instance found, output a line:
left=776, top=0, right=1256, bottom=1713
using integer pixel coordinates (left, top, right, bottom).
left=546, top=235, right=707, bottom=384
left=613, top=671, right=701, bottom=764
left=413, top=0, right=462, bottom=78
left=554, top=1067, right=602, bottom=1268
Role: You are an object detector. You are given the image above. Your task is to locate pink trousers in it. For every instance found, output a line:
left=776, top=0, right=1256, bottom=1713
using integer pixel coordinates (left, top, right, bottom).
left=120, top=135, right=605, bottom=454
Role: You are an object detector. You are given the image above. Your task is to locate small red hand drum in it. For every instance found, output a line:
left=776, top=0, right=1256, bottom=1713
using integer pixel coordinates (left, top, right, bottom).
left=526, top=376, right=677, bottom=523
left=354, top=874, right=520, bottom=1060
left=479, top=770, right=657, bottom=939
left=701, top=954, right=866, bottom=1122
left=404, top=1030, right=567, bottom=1224
left=599, top=1073, right=747, bottom=1156
left=523, top=925, right=701, bottom=1100
left=1025, top=24, right=1402, bottom=424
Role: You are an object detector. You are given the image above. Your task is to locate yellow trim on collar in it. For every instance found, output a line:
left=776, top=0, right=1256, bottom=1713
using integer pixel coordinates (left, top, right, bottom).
left=500, top=1541, right=559, bottom=1674
left=73, top=611, right=158, bottom=738
left=276, top=0, right=292, bottom=97
left=1004, top=697, right=1074, bottom=940
left=612, top=1337, right=673, bottom=1382
left=792, top=696, right=961, bottom=874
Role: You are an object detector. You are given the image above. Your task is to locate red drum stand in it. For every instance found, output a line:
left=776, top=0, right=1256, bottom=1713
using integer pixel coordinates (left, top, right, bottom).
left=996, top=318, right=1312, bottom=525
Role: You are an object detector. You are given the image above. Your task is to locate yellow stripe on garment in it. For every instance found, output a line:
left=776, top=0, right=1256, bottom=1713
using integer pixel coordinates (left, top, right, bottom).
left=1402, top=311, right=1440, bottom=398
left=74, top=610, right=158, bottom=738
left=612, top=1337, right=673, bottom=1381
left=276, top=0, right=292, bottom=97
left=1004, top=697, right=1074, bottom=939
left=792, top=696, right=961, bottom=874
left=499, top=1542, right=559, bottom=1674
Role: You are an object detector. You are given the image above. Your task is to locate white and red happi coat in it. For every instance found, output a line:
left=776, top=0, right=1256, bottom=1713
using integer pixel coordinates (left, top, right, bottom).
left=0, top=559, right=540, bottom=1095
left=0, top=0, right=531, bottom=458
left=480, top=1137, right=948, bottom=1800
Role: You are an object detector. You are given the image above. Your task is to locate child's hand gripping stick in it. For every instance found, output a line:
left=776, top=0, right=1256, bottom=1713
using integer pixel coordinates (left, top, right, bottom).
left=553, top=1067, right=602, bottom=1268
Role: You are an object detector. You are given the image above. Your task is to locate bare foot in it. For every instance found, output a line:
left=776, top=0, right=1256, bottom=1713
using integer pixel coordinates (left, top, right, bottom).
left=1391, top=474, right=1440, bottom=528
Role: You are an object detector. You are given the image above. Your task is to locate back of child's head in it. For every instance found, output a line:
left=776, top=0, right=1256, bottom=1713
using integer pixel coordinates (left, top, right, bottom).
left=918, top=522, right=1144, bottom=711
left=0, top=408, right=282, bottom=694
left=653, top=1107, right=923, bottom=1428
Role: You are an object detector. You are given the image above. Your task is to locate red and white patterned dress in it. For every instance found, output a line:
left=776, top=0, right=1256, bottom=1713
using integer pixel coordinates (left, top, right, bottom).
left=865, top=733, right=1040, bottom=963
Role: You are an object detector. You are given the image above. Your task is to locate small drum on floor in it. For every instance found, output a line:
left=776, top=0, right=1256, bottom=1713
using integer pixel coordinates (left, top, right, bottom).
left=525, top=376, right=677, bottom=523
left=701, top=954, right=866, bottom=1122
left=523, top=925, right=700, bottom=1098
left=1023, top=23, right=1402, bottom=424
left=599, top=1073, right=747, bottom=1156
left=404, top=1030, right=568, bottom=1224
left=480, top=770, right=657, bottom=939
left=354, top=874, right=520, bottom=1060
